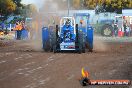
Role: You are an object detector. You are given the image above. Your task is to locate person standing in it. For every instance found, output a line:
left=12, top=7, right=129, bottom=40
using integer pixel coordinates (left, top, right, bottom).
left=126, top=25, right=130, bottom=37
left=1, top=21, right=5, bottom=30
left=130, top=24, right=132, bottom=36
left=114, top=22, right=118, bottom=37
left=123, top=23, right=127, bottom=36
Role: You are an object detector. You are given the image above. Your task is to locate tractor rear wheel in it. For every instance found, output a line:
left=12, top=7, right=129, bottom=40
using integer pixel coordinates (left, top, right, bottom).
left=89, top=48, right=93, bottom=52
left=101, top=24, right=113, bottom=37
left=49, top=31, right=56, bottom=52
left=53, top=45, right=57, bottom=53
left=78, top=45, right=82, bottom=54
left=43, top=41, right=50, bottom=52
left=82, top=44, right=85, bottom=53
left=78, top=31, right=85, bottom=53
left=52, top=25, right=60, bottom=53
left=75, top=24, right=80, bottom=53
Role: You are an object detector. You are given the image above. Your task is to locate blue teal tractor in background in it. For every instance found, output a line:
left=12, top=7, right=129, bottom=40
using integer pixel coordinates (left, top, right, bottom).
left=42, top=13, right=93, bottom=53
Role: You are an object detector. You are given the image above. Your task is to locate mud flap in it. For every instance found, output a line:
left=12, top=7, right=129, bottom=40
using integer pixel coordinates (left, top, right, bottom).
left=42, top=27, right=50, bottom=51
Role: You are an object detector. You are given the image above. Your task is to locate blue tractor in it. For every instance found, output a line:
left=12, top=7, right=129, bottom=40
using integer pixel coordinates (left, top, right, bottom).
left=42, top=13, right=93, bottom=53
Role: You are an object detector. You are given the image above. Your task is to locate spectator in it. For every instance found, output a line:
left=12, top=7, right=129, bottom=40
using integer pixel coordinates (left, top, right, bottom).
left=123, top=23, right=127, bottom=36
left=114, top=23, right=118, bottom=37
left=126, top=25, right=130, bottom=37
left=1, top=21, right=5, bottom=30
left=130, top=24, right=132, bottom=36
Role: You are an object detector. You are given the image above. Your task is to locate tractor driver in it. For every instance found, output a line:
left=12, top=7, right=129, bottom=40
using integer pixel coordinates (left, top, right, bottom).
left=62, top=19, right=72, bottom=42
left=65, top=18, right=71, bottom=27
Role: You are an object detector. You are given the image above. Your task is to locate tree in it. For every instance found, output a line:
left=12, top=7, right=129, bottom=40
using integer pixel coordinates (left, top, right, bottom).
left=128, top=0, right=132, bottom=8
left=13, top=0, right=22, bottom=7
left=13, top=0, right=23, bottom=15
left=23, top=4, right=37, bottom=17
left=103, top=0, right=122, bottom=13
left=0, top=0, right=16, bottom=17
left=122, top=0, right=130, bottom=9
left=73, top=0, right=80, bottom=9
left=83, top=0, right=132, bottom=13
left=83, top=0, right=96, bottom=9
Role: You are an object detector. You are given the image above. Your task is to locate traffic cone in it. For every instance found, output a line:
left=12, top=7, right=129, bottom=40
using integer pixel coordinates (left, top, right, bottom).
left=118, top=28, right=123, bottom=37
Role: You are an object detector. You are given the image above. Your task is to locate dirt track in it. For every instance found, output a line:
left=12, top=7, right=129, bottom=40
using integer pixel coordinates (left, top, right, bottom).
left=0, top=38, right=132, bottom=88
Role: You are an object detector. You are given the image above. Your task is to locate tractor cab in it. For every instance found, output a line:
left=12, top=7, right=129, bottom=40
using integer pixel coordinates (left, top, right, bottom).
left=59, top=17, right=76, bottom=50
left=74, top=13, right=90, bottom=34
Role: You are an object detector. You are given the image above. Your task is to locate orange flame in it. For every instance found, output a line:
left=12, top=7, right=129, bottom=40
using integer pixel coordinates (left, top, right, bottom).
left=81, top=68, right=89, bottom=78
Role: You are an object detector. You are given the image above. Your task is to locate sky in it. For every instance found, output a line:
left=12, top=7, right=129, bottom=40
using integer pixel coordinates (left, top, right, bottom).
left=21, top=0, right=44, bottom=9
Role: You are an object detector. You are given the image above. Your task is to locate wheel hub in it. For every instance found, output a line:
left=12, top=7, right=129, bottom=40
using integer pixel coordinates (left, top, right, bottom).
left=104, top=28, right=111, bottom=36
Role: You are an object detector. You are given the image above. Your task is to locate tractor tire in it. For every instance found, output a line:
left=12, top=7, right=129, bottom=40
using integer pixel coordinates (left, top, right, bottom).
left=49, top=31, right=56, bottom=52
left=78, top=31, right=86, bottom=53
left=89, top=48, right=93, bottom=52
left=76, top=24, right=81, bottom=53
left=75, top=24, right=79, bottom=50
left=43, top=41, right=50, bottom=52
left=82, top=45, right=86, bottom=53
left=52, top=25, right=60, bottom=53
left=56, top=25, right=59, bottom=42
left=53, top=45, right=57, bottom=53
left=78, top=45, right=82, bottom=54
left=101, top=24, right=113, bottom=37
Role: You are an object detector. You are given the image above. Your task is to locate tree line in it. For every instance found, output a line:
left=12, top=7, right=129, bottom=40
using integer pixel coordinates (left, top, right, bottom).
left=0, top=0, right=37, bottom=19
left=73, top=0, right=132, bottom=14
left=0, top=0, right=132, bottom=17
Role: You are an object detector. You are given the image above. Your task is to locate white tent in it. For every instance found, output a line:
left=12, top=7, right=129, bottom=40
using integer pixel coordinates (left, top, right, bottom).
left=122, top=9, right=132, bottom=16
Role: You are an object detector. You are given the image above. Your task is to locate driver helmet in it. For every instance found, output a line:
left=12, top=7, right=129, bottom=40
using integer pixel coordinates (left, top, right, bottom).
left=65, top=19, right=71, bottom=26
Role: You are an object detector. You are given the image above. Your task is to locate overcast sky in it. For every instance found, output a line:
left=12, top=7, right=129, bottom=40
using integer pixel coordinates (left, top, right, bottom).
left=21, top=0, right=44, bottom=9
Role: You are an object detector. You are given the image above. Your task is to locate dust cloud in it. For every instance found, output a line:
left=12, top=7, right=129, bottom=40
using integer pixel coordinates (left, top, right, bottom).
left=94, top=36, right=107, bottom=52
left=28, top=0, right=107, bottom=52
left=28, top=0, right=68, bottom=51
